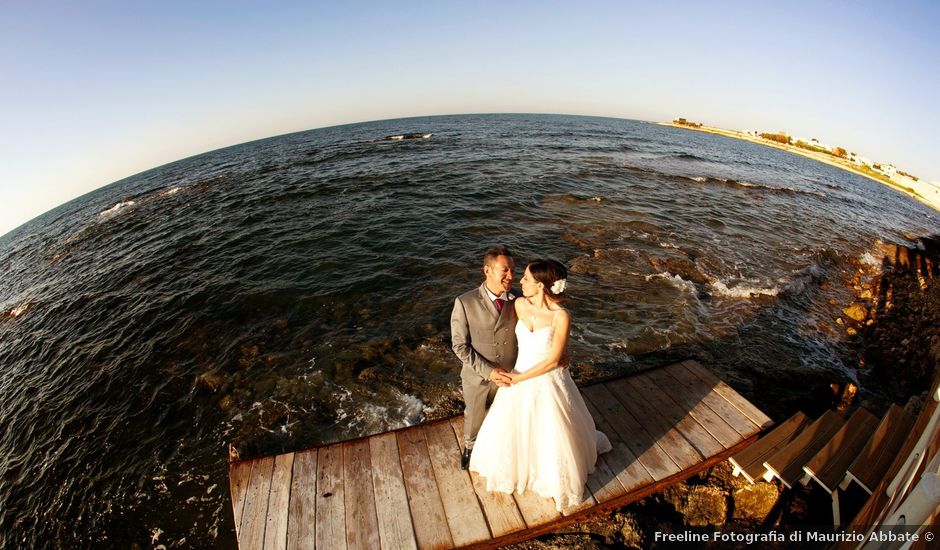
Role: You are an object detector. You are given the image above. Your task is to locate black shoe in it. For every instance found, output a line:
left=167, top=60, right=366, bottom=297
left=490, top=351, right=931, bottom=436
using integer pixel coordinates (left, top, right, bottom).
left=460, top=448, right=471, bottom=470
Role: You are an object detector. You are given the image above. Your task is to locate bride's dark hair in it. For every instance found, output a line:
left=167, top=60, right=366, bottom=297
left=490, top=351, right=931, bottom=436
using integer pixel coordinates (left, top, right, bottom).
left=527, top=259, right=568, bottom=300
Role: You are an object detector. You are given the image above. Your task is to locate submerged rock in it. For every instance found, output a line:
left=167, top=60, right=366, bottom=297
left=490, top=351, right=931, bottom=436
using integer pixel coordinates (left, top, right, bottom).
left=195, top=371, right=226, bottom=392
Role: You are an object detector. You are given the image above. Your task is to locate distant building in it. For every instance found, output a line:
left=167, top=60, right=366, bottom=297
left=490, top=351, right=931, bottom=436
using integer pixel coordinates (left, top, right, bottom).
left=848, top=152, right=874, bottom=167
left=876, top=163, right=898, bottom=177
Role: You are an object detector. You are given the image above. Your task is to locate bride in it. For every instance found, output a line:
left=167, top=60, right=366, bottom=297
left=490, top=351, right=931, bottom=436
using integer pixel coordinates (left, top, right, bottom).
left=469, top=259, right=612, bottom=511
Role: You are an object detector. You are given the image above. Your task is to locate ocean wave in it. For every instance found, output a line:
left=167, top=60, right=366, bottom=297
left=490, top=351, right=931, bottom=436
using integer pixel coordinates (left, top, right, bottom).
left=384, top=133, right=433, bottom=141
left=859, top=251, right=883, bottom=269
left=555, top=193, right=604, bottom=204
left=330, top=386, right=426, bottom=435
left=98, top=200, right=136, bottom=219
left=710, top=279, right=780, bottom=298
left=645, top=272, right=698, bottom=295
left=667, top=152, right=709, bottom=162
left=687, top=176, right=826, bottom=197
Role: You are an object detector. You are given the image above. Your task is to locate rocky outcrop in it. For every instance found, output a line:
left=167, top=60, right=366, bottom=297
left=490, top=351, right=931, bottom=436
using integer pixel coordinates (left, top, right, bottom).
left=663, top=484, right=728, bottom=526
left=848, top=237, right=940, bottom=402
left=732, top=483, right=780, bottom=522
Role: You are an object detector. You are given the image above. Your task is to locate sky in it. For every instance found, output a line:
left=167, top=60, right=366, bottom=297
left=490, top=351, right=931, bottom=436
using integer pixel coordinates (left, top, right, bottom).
left=2, top=0, right=938, bottom=237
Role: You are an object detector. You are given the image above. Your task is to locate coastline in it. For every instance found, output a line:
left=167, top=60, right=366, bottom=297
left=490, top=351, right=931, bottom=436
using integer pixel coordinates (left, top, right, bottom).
left=658, top=122, right=940, bottom=213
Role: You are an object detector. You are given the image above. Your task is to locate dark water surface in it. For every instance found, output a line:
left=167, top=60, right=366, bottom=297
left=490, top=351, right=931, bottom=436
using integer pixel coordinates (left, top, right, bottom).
left=1, top=114, right=938, bottom=547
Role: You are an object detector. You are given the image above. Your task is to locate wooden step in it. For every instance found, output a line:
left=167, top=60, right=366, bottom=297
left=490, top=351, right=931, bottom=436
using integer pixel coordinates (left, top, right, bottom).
left=804, top=408, right=879, bottom=493
left=802, top=408, right=879, bottom=526
left=763, top=410, right=845, bottom=488
left=833, top=393, right=940, bottom=550
left=728, top=411, right=812, bottom=483
left=841, top=404, right=914, bottom=494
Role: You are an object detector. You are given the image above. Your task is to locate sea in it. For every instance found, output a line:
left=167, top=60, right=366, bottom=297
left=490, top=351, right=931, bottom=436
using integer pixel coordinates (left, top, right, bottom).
left=0, top=114, right=937, bottom=548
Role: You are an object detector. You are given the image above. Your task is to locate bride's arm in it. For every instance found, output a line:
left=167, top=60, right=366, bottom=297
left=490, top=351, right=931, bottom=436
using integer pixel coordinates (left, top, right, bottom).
left=509, top=310, right=570, bottom=383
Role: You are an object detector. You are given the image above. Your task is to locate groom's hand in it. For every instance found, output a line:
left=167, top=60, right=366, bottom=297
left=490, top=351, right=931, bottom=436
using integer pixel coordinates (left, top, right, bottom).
left=489, top=367, right=512, bottom=387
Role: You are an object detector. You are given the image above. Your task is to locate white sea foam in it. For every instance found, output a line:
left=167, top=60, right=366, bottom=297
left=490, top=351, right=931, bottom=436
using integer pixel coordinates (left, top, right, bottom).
left=710, top=279, right=780, bottom=298
left=352, top=389, right=425, bottom=431
left=98, top=200, right=136, bottom=218
left=645, top=272, right=697, bottom=295
left=160, top=187, right=182, bottom=197
left=859, top=251, right=882, bottom=269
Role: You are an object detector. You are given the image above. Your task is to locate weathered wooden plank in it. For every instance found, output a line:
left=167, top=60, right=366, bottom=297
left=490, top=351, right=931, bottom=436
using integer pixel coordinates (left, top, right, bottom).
left=582, top=383, right=680, bottom=481
left=287, top=449, right=317, bottom=550
left=344, top=439, right=381, bottom=550
left=369, top=432, right=418, bottom=550
left=316, top=443, right=347, bottom=550
left=241, top=456, right=275, bottom=550
left=764, top=410, right=845, bottom=488
left=607, top=378, right=703, bottom=470
left=560, top=491, right=597, bottom=517
left=804, top=408, right=878, bottom=493
left=263, top=452, right=294, bottom=550
left=450, top=418, right=526, bottom=538
left=845, top=404, right=914, bottom=493
left=583, top=396, right=650, bottom=501
left=729, top=411, right=811, bottom=483
left=230, top=460, right=254, bottom=541
left=397, top=427, right=454, bottom=550
left=512, top=486, right=562, bottom=527
left=650, top=366, right=744, bottom=448
left=621, top=374, right=725, bottom=459
left=424, top=421, right=490, bottom=546
left=681, top=360, right=773, bottom=429
left=664, top=362, right=762, bottom=437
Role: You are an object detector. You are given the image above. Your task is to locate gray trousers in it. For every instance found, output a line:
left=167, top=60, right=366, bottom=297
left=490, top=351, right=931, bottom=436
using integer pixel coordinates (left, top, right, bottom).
left=462, top=375, right=499, bottom=450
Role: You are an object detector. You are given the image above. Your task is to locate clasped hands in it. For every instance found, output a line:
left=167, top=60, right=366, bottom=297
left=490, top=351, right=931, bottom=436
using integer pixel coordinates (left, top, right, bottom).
left=489, top=354, right=569, bottom=387
left=489, top=367, right=514, bottom=387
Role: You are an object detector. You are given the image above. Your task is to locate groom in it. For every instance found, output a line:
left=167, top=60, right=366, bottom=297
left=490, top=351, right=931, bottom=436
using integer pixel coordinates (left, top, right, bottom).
left=451, top=245, right=519, bottom=469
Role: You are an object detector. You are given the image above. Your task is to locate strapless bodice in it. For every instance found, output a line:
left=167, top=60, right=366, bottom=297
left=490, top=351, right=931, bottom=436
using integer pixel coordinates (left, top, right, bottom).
left=513, top=320, right=554, bottom=373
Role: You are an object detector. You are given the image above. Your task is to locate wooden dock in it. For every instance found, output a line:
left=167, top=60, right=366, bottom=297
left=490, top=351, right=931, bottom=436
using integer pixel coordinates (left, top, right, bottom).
left=228, top=359, right=773, bottom=549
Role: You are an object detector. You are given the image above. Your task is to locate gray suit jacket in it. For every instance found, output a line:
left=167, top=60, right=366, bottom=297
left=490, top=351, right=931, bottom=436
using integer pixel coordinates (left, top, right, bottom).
left=451, top=284, right=519, bottom=384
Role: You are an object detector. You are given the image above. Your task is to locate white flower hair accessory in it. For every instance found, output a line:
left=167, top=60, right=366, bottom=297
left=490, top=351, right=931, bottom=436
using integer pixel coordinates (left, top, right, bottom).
left=551, top=278, right=567, bottom=294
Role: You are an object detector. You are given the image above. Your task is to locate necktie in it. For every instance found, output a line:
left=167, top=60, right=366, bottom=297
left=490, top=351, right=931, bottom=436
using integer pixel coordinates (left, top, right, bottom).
left=494, top=298, right=505, bottom=312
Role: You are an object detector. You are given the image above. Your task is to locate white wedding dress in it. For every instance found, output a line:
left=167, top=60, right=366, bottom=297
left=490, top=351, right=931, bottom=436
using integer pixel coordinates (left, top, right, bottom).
left=469, top=320, right=612, bottom=511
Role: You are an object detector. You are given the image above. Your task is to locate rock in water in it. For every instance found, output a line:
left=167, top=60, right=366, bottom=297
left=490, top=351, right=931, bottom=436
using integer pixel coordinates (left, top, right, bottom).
left=842, top=303, right=868, bottom=323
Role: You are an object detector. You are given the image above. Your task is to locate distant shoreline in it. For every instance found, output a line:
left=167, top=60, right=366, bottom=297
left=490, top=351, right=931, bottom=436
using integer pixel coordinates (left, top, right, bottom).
left=658, top=122, right=940, bottom=212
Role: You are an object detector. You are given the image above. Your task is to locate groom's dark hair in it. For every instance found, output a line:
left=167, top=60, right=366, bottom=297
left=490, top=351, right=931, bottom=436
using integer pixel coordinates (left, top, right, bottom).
left=483, top=245, right=514, bottom=267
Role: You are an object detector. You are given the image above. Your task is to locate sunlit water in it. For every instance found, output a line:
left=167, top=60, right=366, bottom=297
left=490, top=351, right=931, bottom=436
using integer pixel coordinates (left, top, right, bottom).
left=1, top=114, right=937, bottom=547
